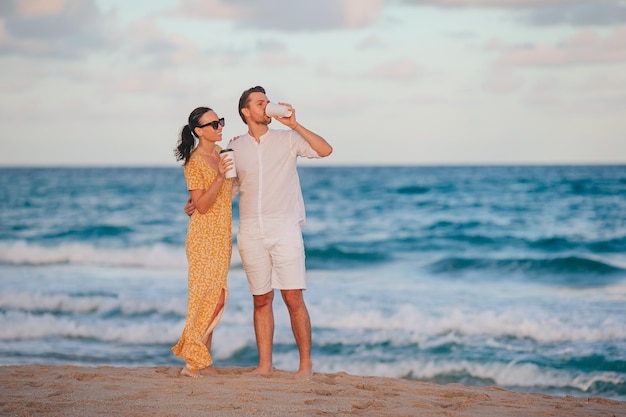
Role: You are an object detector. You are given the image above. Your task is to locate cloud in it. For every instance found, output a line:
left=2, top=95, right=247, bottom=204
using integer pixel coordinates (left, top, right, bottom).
left=494, top=28, right=626, bottom=67
left=1, top=0, right=66, bottom=17
left=256, top=50, right=305, bottom=68
left=341, top=0, right=385, bottom=28
left=222, top=37, right=304, bottom=68
left=356, top=34, right=388, bottom=50
left=403, top=0, right=616, bottom=7
left=113, top=70, right=184, bottom=97
left=362, top=59, right=422, bottom=81
left=173, top=0, right=249, bottom=19
left=174, top=0, right=384, bottom=31
left=525, top=2, right=626, bottom=26
left=117, top=19, right=201, bottom=70
left=402, top=0, right=626, bottom=26
left=483, top=27, right=626, bottom=97
left=482, top=66, right=524, bottom=93
left=0, top=0, right=113, bottom=59
left=578, top=73, right=626, bottom=92
left=256, top=39, right=288, bottom=53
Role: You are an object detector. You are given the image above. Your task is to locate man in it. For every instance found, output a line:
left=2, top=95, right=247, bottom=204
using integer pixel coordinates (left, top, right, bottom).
left=186, top=86, right=332, bottom=376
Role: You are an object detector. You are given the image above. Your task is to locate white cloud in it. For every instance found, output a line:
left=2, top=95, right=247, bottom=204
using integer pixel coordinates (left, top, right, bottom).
left=342, top=0, right=385, bottom=27
left=481, top=27, right=626, bottom=107
left=482, top=66, right=524, bottom=93
left=494, top=28, right=626, bottom=67
left=173, top=0, right=385, bottom=31
left=1, top=0, right=625, bottom=166
left=356, top=34, right=389, bottom=50
left=0, top=0, right=113, bottom=58
left=402, top=0, right=626, bottom=26
left=404, top=0, right=615, bottom=6
left=363, top=59, right=422, bottom=81
left=2, top=0, right=67, bottom=17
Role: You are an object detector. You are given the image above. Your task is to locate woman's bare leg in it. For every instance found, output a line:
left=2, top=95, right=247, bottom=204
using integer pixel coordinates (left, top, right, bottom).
left=200, top=289, right=226, bottom=375
left=180, top=366, right=203, bottom=378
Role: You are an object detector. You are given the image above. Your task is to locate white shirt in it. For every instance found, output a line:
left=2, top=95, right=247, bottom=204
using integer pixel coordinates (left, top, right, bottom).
left=228, top=128, right=320, bottom=234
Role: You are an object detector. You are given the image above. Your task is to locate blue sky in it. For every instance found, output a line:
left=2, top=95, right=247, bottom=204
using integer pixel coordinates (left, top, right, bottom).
left=1, top=0, right=625, bottom=166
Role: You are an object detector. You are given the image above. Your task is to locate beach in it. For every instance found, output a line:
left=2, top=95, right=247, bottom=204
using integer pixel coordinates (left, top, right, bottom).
left=2, top=166, right=625, bottom=402
left=1, top=365, right=624, bottom=417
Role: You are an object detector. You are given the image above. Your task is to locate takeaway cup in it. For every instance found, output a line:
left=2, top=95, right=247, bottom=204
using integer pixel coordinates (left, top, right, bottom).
left=219, top=149, right=236, bottom=179
left=265, top=103, right=292, bottom=118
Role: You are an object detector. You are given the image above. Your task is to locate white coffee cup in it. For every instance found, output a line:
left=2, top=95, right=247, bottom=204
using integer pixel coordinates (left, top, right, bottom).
left=265, top=103, right=292, bottom=118
left=219, top=148, right=237, bottom=179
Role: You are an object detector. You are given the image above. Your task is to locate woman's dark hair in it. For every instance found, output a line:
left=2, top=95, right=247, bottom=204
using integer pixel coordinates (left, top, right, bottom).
left=238, top=85, right=266, bottom=125
left=174, top=107, right=212, bottom=165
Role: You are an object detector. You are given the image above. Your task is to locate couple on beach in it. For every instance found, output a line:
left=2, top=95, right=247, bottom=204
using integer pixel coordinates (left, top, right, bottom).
left=171, top=86, right=333, bottom=378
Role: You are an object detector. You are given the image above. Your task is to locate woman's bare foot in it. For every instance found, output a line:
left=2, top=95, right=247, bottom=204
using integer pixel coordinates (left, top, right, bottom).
left=200, top=366, right=218, bottom=375
left=180, top=366, right=202, bottom=378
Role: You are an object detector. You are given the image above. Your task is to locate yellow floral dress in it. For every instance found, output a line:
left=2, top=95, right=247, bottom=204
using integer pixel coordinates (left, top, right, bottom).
left=171, top=149, right=233, bottom=370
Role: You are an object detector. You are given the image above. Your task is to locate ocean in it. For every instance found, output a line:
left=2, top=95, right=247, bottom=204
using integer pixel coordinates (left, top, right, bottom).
left=0, top=165, right=625, bottom=401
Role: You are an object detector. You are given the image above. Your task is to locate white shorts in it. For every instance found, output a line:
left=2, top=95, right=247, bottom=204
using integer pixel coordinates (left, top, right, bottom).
left=237, top=223, right=306, bottom=295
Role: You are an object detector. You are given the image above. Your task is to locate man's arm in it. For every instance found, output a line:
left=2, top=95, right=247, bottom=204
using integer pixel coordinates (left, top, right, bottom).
left=274, top=103, right=333, bottom=157
left=292, top=123, right=332, bottom=157
left=184, top=197, right=195, bottom=216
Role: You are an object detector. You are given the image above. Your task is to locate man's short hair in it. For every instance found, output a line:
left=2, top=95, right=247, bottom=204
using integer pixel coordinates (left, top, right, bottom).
left=238, top=85, right=266, bottom=125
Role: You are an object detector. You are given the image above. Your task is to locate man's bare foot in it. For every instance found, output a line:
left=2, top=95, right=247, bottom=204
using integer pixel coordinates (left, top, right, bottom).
left=295, top=366, right=313, bottom=377
left=180, top=366, right=202, bottom=378
left=252, top=365, right=273, bottom=375
left=296, top=360, right=313, bottom=377
left=200, top=366, right=218, bottom=375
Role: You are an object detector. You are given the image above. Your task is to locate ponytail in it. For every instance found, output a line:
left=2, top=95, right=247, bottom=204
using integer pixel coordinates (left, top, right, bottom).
left=174, top=125, right=196, bottom=165
left=174, top=106, right=212, bottom=165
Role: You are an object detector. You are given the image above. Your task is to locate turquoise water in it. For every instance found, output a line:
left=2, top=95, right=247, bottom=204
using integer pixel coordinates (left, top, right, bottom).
left=1, top=166, right=625, bottom=400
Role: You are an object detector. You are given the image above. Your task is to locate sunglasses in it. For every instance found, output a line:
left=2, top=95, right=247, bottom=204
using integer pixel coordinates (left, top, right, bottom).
left=198, top=118, right=225, bottom=130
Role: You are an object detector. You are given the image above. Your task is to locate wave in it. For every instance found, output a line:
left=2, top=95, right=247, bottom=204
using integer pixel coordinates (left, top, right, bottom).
left=3, top=239, right=624, bottom=288
left=401, top=359, right=624, bottom=395
left=289, top=346, right=626, bottom=398
left=427, top=255, right=626, bottom=278
left=6, top=291, right=625, bottom=344
left=40, top=225, right=135, bottom=240
left=0, top=310, right=182, bottom=344
left=322, top=357, right=624, bottom=394
left=396, top=185, right=430, bottom=195
left=2, top=290, right=624, bottom=399
left=0, top=291, right=186, bottom=319
left=587, top=236, right=626, bottom=253
left=420, top=223, right=626, bottom=254
left=0, top=241, right=242, bottom=268
left=305, top=245, right=390, bottom=269
left=526, top=236, right=626, bottom=253
left=312, top=304, right=626, bottom=344
left=4, top=297, right=624, bottom=354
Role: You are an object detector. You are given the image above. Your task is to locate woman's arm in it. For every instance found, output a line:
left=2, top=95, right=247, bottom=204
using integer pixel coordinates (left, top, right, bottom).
left=187, top=154, right=233, bottom=215
left=190, top=175, right=225, bottom=214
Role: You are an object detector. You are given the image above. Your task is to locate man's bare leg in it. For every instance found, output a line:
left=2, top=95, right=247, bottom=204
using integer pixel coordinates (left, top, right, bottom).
left=252, top=290, right=275, bottom=374
left=281, top=289, right=313, bottom=376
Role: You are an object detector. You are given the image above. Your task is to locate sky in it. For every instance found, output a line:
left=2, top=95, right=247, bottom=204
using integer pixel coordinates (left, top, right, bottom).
left=0, top=0, right=625, bottom=167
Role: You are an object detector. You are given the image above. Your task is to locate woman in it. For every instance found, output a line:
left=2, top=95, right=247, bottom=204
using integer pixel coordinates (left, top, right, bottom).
left=172, top=107, right=234, bottom=378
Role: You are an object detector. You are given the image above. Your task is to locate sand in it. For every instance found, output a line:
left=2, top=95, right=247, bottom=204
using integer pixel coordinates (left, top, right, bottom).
left=1, top=365, right=624, bottom=416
